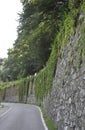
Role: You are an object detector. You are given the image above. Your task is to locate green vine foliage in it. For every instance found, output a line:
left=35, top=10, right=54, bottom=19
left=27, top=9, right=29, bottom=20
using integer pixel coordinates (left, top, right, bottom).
left=78, top=2, right=85, bottom=57
left=34, top=1, right=85, bottom=101
left=35, top=40, right=57, bottom=101
left=0, top=1, right=85, bottom=104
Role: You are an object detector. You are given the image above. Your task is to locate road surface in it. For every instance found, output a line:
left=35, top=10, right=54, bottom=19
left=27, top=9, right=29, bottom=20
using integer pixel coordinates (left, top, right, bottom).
left=0, top=103, right=48, bottom=130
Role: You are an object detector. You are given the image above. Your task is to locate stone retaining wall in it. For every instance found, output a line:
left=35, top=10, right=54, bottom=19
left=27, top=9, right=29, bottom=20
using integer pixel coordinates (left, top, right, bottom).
left=44, top=25, right=85, bottom=130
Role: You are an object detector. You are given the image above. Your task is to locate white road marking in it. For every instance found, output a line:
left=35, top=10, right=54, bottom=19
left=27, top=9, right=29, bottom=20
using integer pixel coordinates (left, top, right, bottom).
left=0, top=103, right=48, bottom=130
left=34, top=106, right=48, bottom=130
left=0, top=107, right=12, bottom=118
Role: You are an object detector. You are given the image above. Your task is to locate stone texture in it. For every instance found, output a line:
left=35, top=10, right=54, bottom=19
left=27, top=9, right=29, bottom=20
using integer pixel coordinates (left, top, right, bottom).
left=4, top=85, right=19, bottom=102
left=0, top=11, right=85, bottom=130
left=43, top=24, right=85, bottom=130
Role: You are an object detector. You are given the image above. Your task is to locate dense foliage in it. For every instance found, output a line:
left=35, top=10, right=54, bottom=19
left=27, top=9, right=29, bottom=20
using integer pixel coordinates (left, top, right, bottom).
left=0, top=0, right=82, bottom=82
left=34, top=0, right=83, bottom=100
left=0, top=1, right=84, bottom=130
left=0, top=0, right=69, bottom=81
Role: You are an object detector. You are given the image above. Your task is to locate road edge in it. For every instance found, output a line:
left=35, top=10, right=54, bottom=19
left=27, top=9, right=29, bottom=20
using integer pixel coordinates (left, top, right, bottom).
left=34, top=105, right=48, bottom=130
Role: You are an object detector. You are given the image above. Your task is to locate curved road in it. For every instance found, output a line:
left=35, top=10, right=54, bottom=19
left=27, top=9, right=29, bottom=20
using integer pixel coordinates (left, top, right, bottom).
left=0, top=103, right=48, bottom=130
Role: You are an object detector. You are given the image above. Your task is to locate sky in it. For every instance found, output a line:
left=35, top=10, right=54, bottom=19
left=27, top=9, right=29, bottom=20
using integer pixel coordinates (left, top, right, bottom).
left=0, top=0, right=22, bottom=58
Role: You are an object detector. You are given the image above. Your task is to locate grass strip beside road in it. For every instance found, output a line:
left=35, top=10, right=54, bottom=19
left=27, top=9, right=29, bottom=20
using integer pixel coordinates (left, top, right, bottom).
left=0, top=104, right=4, bottom=108
left=41, top=106, right=57, bottom=130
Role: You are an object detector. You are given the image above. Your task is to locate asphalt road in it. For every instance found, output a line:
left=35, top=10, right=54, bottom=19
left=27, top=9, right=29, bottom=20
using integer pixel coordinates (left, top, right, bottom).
left=0, top=103, right=48, bottom=130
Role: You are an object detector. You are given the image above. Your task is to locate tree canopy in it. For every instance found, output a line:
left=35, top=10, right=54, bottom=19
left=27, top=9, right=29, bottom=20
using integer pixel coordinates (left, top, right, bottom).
left=0, top=0, right=70, bottom=81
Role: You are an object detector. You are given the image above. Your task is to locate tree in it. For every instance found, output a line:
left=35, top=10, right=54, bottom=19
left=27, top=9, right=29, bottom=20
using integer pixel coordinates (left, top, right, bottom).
left=3, top=0, right=69, bottom=80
